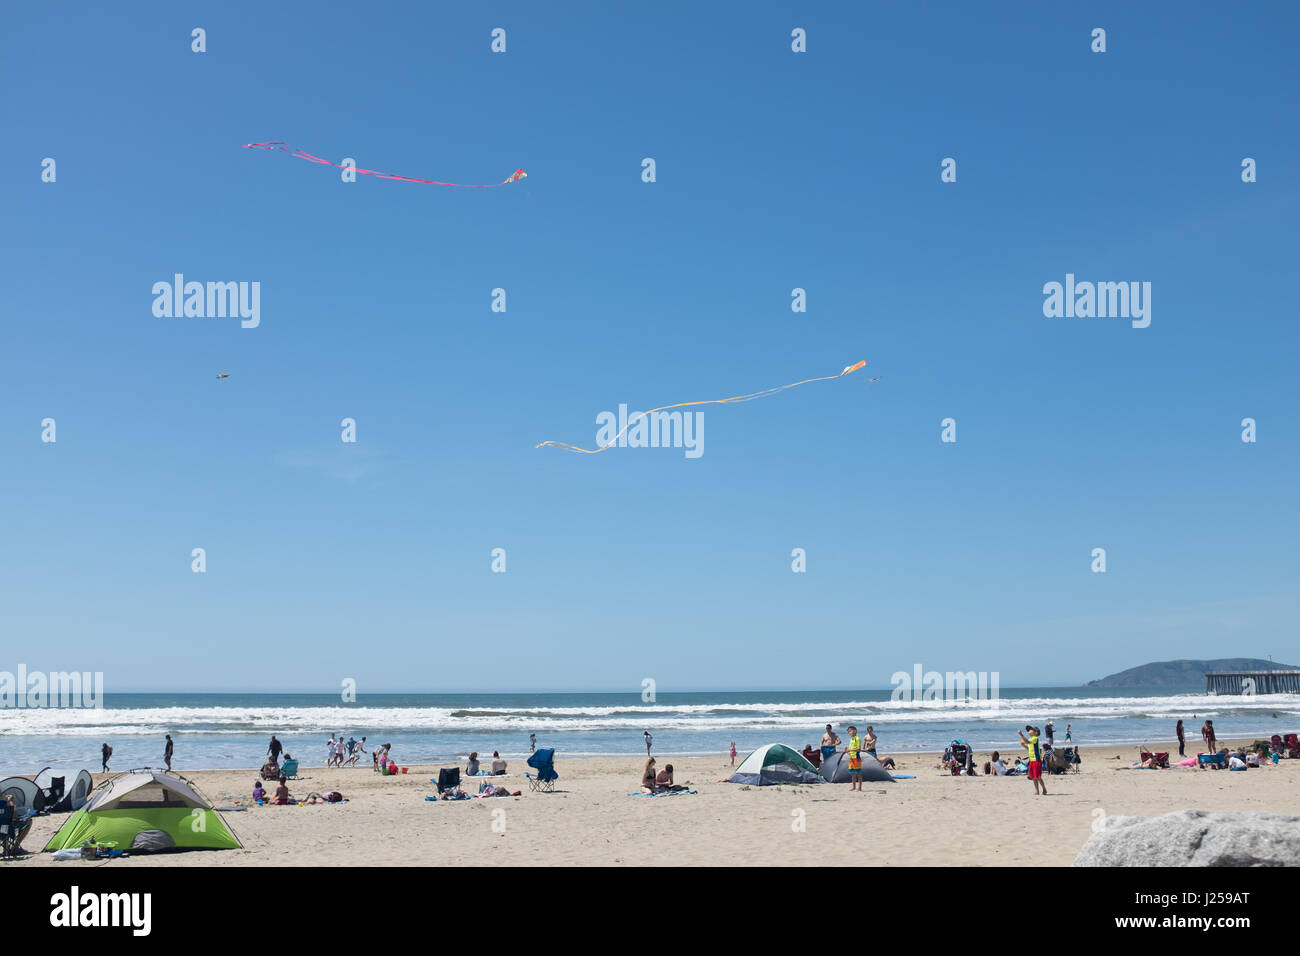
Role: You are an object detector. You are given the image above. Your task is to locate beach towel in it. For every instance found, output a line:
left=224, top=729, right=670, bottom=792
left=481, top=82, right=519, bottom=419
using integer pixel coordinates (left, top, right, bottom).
left=890, top=774, right=916, bottom=779
left=628, top=789, right=698, bottom=797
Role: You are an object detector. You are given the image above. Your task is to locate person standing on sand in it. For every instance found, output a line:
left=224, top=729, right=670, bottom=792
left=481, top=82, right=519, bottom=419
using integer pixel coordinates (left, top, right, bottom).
left=1201, top=720, right=1216, bottom=754
left=529, top=733, right=536, bottom=754
left=1017, top=725, right=1047, bottom=796
left=1176, top=720, right=1186, bottom=757
left=163, top=734, right=174, bottom=771
left=845, top=725, right=864, bottom=791
left=820, top=724, right=841, bottom=763
left=863, top=725, right=879, bottom=759
left=729, top=741, right=737, bottom=766
left=101, top=742, right=112, bottom=772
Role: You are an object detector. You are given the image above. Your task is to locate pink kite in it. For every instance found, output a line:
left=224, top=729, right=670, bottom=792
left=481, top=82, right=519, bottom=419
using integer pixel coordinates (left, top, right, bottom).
left=243, top=142, right=526, bottom=188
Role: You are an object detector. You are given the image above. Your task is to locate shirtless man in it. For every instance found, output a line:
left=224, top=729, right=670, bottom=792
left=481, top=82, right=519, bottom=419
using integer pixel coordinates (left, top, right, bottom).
left=820, top=724, right=841, bottom=764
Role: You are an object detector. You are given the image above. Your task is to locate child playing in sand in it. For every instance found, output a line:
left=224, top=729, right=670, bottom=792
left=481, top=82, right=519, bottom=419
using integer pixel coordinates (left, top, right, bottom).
left=252, top=780, right=265, bottom=804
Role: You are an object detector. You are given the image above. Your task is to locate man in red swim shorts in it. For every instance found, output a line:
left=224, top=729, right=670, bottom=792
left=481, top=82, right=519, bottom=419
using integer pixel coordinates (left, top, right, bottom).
left=1018, top=725, right=1047, bottom=796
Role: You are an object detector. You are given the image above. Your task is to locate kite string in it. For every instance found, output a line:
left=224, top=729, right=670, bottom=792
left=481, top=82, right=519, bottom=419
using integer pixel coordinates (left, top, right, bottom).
left=242, top=142, right=526, bottom=188
left=536, top=363, right=873, bottom=454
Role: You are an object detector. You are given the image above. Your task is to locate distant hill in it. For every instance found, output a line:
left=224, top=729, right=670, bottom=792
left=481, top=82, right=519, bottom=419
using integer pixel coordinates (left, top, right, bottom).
left=1086, top=658, right=1299, bottom=688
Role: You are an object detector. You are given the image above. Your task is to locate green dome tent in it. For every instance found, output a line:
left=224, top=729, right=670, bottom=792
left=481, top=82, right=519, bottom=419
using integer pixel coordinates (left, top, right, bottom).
left=44, top=770, right=241, bottom=853
left=729, top=743, right=823, bottom=785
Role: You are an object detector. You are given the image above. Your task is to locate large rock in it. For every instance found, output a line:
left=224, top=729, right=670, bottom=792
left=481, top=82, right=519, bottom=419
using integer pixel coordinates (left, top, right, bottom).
left=1074, top=810, right=1300, bottom=867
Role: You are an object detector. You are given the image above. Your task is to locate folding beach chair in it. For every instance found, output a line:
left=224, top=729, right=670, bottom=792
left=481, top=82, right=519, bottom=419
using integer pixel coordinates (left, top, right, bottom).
left=525, top=749, right=558, bottom=792
left=435, top=768, right=461, bottom=795
left=1139, top=751, right=1170, bottom=769
left=280, top=759, right=300, bottom=780
left=0, top=802, right=32, bottom=858
left=1197, top=752, right=1228, bottom=769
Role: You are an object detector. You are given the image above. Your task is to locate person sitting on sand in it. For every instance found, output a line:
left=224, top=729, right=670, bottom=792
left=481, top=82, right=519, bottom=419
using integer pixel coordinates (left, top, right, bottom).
left=252, top=780, right=266, bottom=804
left=989, top=751, right=1008, bottom=776
left=655, top=763, right=688, bottom=792
left=641, top=757, right=658, bottom=794
left=271, top=776, right=292, bottom=805
left=260, top=757, right=280, bottom=780
left=466, top=752, right=481, bottom=776
left=490, top=751, right=507, bottom=775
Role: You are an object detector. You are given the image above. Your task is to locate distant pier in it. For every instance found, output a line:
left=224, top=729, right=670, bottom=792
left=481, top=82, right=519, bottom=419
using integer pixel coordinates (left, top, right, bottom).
left=1205, top=670, right=1300, bottom=695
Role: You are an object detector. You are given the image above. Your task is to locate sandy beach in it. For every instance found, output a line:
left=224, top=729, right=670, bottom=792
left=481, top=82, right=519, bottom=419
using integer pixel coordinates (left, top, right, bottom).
left=12, top=737, right=1297, bottom=867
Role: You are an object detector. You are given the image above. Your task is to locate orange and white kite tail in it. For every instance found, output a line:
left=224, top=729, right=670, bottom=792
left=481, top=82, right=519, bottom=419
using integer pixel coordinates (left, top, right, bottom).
left=536, top=359, right=875, bottom=454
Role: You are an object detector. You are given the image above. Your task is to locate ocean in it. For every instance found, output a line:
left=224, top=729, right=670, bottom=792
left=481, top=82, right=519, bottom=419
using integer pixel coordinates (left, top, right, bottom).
left=2, top=687, right=1298, bottom=774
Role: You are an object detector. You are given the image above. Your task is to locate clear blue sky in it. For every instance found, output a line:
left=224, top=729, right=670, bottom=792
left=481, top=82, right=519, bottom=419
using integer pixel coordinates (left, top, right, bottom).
left=3, top=3, right=1297, bottom=692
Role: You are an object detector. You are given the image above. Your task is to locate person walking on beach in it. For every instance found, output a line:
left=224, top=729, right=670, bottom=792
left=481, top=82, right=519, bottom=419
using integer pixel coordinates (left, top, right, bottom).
left=101, top=742, right=112, bottom=772
left=1201, top=719, right=1216, bottom=754
left=1176, top=720, right=1186, bottom=757
left=1064, top=724, right=1072, bottom=743
left=845, top=725, right=864, bottom=791
left=820, top=724, right=841, bottom=764
left=163, top=734, right=174, bottom=771
left=268, top=735, right=283, bottom=764
left=729, top=741, right=737, bottom=766
left=644, top=730, right=653, bottom=755
left=529, top=733, right=537, bottom=754
left=333, top=735, right=346, bottom=767
left=1017, top=725, right=1047, bottom=796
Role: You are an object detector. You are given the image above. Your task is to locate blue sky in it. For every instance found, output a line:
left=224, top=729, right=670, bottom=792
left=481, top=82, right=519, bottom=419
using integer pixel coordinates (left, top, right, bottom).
left=2, top=3, right=1297, bottom=692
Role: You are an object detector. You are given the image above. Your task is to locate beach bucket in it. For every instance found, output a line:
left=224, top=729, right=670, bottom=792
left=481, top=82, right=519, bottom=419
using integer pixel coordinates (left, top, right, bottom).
left=401, top=767, right=408, bottom=774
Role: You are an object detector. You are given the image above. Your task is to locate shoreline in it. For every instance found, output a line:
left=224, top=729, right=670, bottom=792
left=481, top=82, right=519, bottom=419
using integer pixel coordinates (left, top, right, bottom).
left=19, top=735, right=1279, bottom=777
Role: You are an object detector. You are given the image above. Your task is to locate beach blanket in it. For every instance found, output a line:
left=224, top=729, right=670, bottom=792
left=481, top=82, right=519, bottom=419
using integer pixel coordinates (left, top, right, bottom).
left=628, top=789, right=698, bottom=797
left=890, top=774, right=915, bottom=779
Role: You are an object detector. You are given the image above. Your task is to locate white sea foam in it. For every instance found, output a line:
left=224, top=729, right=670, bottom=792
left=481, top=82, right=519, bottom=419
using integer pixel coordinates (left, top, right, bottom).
left=1, top=693, right=1295, bottom=736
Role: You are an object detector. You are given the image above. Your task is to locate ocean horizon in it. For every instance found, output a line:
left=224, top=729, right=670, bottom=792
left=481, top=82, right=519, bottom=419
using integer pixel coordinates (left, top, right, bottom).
left=3, top=686, right=1297, bottom=773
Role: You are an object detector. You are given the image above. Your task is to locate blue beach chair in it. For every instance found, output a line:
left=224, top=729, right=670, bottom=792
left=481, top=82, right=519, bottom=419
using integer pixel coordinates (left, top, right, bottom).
left=280, top=759, right=300, bottom=779
left=525, top=749, right=558, bottom=792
